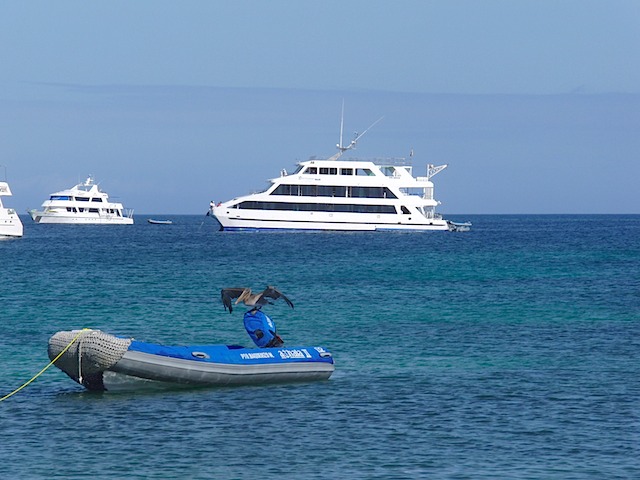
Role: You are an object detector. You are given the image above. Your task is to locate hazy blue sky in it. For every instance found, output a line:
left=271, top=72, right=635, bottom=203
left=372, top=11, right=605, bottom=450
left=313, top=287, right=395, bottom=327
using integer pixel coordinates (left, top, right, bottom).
left=1, top=1, right=639, bottom=214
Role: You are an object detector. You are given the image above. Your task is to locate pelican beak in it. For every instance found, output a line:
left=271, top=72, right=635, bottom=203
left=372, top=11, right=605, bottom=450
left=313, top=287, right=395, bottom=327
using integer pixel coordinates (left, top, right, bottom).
left=235, top=290, right=247, bottom=304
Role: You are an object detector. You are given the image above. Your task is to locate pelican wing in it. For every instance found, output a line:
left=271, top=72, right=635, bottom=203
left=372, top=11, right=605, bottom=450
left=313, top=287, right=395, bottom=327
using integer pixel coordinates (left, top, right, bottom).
left=221, top=287, right=248, bottom=313
left=262, top=286, right=294, bottom=309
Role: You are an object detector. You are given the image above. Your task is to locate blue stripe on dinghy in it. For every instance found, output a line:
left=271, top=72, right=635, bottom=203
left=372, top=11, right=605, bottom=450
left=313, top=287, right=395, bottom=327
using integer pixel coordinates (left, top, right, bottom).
left=128, top=340, right=333, bottom=365
left=129, top=341, right=242, bottom=362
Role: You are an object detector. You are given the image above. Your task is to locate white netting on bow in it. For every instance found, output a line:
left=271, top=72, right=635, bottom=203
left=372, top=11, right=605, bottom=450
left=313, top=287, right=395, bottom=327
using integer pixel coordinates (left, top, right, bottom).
left=48, top=329, right=132, bottom=382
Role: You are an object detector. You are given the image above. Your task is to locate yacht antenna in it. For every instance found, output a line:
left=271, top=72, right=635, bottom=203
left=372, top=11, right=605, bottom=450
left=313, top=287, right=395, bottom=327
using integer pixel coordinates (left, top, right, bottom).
left=337, top=100, right=346, bottom=152
left=336, top=104, right=384, bottom=153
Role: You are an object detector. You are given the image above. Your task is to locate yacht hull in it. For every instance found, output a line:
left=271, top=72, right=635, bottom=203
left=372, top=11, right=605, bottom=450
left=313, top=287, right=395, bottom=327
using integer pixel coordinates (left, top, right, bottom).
left=0, top=181, right=23, bottom=238
left=29, top=210, right=134, bottom=225
left=0, top=218, right=23, bottom=238
left=213, top=210, right=449, bottom=232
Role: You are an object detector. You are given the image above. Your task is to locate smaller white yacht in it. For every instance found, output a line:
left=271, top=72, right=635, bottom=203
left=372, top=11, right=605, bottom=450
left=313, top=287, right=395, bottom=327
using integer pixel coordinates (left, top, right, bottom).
left=0, top=180, right=24, bottom=238
left=29, top=176, right=134, bottom=225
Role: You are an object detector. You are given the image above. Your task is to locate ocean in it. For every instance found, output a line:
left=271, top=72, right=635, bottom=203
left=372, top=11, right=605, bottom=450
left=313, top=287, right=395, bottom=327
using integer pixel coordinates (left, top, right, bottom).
left=1, top=214, right=639, bottom=479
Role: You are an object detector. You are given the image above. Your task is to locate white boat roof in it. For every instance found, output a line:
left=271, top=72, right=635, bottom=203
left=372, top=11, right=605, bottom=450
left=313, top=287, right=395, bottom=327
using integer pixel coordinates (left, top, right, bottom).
left=50, top=176, right=106, bottom=196
left=271, top=155, right=447, bottom=185
left=303, top=153, right=409, bottom=165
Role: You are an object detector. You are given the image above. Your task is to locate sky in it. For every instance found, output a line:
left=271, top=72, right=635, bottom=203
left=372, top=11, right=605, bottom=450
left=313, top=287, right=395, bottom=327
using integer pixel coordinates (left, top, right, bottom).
left=1, top=0, right=639, bottom=214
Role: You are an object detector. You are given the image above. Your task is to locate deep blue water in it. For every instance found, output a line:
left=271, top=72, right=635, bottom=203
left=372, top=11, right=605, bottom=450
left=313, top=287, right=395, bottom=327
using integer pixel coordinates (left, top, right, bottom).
left=1, top=214, right=639, bottom=479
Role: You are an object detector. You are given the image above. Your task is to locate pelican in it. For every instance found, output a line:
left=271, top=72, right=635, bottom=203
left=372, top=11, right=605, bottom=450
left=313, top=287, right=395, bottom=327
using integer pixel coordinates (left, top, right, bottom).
left=221, top=286, right=294, bottom=313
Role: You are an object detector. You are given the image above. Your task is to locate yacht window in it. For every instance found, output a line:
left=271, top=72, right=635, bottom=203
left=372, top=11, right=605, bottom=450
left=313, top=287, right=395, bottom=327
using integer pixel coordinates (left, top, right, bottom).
left=89, top=208, right=99, bottom=213
left=317, top=186, right=345, bottom=197
left=347, top=186, right=397, bottom=199
left=329, top=168, right=337, bottom=175
left=340, top=168, right=353, bottom=175
left=350, top=187, right=382, bottom=198
left=372, top=187, right=384, bottom=198
left=66, top=207, right=73, bottom=212
left=274, top=184, right=349, bottom=197
left=349, top=187, right=364, bottom=198
left=333, top=186, right=346, bottom=197
left=76, top=197, right=90, bottom=202
left=319, top=167, right=329, bottom=175
left=356, top=168, right=374, bottom=176
left=272, top=185, right=292, bottom=195
left=91, top=198, right=103, bottom=202
left=300, top=185, right=317, bottom=196
left=78, top=207, right=84, bottom=212
left=401, top=206, right=411, bottom=214
left=237, top=200, right=395, bottom=214
left=51, top=195, right=70, bottom=201
left=306, top=167, right=317, bottom=174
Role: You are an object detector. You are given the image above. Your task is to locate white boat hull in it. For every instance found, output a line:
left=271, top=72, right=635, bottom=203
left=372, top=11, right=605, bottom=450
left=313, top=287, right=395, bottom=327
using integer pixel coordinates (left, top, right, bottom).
left=0, top=181, right=23, bottom=238
left=213, top=209, right=449, bottom=231
left=0, top=213, right=23, bottom=238
left=0, top=223, right=23, bottom=238
left=29, top=210, right=133, bottom=225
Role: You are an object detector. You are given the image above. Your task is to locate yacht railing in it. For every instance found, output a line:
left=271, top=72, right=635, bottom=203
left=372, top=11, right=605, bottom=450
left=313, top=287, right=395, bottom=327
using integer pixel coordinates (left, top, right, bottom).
left=400, top=187, right=434, bottom=200
left=308, top=155, right=412, bottom=166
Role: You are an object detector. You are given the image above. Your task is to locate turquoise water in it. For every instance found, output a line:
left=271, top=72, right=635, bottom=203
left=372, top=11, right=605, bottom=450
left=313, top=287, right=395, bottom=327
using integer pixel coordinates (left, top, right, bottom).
left=1, top=214, right=639, bottom=479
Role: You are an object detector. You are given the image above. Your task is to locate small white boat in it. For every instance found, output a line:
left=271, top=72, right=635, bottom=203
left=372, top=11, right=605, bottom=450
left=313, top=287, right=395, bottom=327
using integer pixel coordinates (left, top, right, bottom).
left=0, top=180, right=23, bottom=238
left=48, top=329, right=334, bottom=392
left=147, top=219, right=173, bottom=225
left=447, top=221, right=472, bottom=232
left=29, top=176, right=134, bottom=224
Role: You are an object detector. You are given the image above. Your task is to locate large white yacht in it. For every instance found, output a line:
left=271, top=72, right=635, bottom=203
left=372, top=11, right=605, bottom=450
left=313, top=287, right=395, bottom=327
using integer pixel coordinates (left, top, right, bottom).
left=29, top=176, right=134, bottom=224
left=210, top=119, right=454, bottom=232
left=0, top=181, right=24, bottom=238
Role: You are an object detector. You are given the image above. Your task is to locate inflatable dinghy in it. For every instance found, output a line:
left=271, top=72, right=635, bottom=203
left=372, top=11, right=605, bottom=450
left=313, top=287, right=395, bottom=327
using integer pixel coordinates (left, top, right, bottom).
left=48, top=329, right=334, bottom=392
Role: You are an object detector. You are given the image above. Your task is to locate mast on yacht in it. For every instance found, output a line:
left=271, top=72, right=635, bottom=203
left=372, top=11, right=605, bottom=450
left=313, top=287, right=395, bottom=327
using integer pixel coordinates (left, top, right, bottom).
left=331, top=101, right=383, bottom=160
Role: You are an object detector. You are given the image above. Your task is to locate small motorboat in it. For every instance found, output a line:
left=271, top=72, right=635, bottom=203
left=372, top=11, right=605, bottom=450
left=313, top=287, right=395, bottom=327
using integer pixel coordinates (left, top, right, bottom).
left=447, top=220, right=472, bottom=232
left=147, top=219, right=173, bottom=225
left=48, top=329, right=334, bottom=392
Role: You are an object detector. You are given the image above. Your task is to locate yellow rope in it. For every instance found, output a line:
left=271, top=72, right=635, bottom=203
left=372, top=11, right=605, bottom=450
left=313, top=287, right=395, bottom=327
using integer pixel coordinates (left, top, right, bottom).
left=0, top=328, right=90, bottom=402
